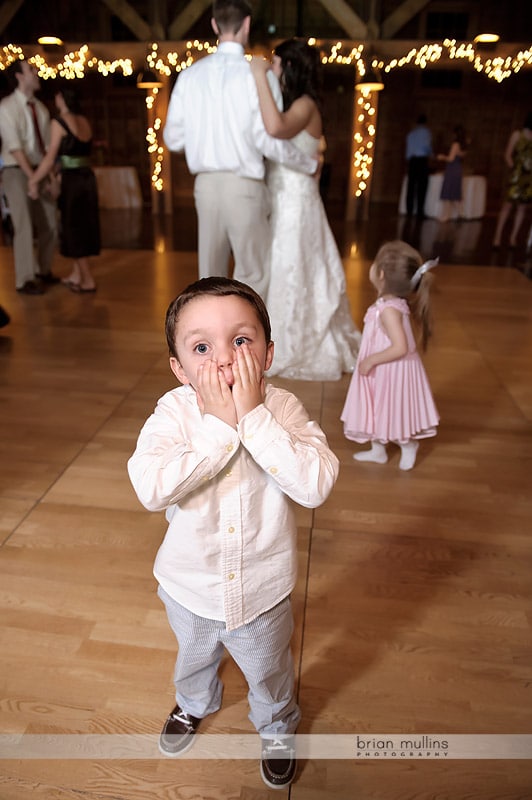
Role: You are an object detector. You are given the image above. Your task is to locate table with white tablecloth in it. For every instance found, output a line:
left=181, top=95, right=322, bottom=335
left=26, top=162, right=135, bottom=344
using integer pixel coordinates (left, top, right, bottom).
left=398, top=173, right=487, bottom=219
left=93, top=166, right=143, bottom=209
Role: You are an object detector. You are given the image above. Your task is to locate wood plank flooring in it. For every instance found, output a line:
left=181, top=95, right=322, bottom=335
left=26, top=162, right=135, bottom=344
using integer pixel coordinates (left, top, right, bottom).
left=1, top=234, right=531, bottom=799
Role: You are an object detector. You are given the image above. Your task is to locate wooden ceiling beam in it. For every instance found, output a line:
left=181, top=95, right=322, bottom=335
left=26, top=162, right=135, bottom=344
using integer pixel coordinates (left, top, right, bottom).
left=315, top=0, right=368, bottom=39
left=0, top=0, right=25, bottom=37
left=381, top=0, right=431, bottom=39
left=99, top=0, right=152, bottom=41
left=168, top=0, right=212, bottom=41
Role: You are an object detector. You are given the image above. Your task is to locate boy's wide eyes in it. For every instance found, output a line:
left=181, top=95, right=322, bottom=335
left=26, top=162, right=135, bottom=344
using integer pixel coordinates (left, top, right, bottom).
left=193, top=337, right=248, bottom=354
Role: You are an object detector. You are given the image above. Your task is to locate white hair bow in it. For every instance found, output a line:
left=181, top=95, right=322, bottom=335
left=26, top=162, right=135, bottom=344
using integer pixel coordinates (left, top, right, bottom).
left=410, top=257, right=439, bottom=290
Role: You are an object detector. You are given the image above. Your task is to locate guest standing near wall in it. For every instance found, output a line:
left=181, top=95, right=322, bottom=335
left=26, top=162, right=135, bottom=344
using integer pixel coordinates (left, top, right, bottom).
left=405, top=114, right=433, bottom=220
left=437, top=125, right=467, bottom=222
left=0, top=60, right=58, bottom=294
left=28, top=84, right=100, bottom=292
left=492, top=112, right=532, bottom=249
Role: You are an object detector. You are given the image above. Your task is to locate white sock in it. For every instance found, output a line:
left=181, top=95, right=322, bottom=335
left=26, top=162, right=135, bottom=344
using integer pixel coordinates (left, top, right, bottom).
left=398, top=440, right=419, bottom=471
left=354, top=441, right=388, bottom=464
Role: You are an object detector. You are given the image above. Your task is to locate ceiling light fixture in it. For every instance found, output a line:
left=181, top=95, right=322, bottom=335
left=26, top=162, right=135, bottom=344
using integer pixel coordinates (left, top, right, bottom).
left=474, top=33, right=500, bottom=44
left=37, top=35, right=64, bottom=47
left=136, top=68, right=163, bottom=89
left=355, top=66, right=384, bottom=92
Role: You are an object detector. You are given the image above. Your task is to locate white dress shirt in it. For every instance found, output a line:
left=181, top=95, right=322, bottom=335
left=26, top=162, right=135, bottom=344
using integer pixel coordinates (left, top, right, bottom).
left=128, top=383, right=339, bottom=631
left=163, top=41, right=316, bottom=179
left=0, top=89, right=50, bottom=167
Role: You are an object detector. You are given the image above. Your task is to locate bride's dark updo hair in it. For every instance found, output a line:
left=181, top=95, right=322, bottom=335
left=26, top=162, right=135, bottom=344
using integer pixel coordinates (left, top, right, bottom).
left=274, top=38, right=322, bottom=111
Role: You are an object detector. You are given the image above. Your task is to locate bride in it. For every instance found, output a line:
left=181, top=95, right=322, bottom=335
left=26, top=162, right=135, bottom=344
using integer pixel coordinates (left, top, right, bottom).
left=250, top=39, right=360, bottom=381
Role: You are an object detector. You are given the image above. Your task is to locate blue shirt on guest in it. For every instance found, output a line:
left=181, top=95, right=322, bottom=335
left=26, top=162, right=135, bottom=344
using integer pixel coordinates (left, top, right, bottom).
left=406, top=125, right=433, bottom=159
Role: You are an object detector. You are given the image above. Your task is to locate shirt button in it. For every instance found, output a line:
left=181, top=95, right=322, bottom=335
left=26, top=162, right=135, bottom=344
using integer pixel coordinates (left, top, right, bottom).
left=228, top=572, right=235, bottom=580
left=228, top=526, right=235, bottom=533
left=269, top=467, right=278, bottom=475
left=225, top=470, right=232, bottom=477
left=226, top=444, right=234, bottom=452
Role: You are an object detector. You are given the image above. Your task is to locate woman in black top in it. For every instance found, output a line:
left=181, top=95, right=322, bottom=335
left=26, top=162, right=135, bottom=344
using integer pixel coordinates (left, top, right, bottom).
left=29, top=84, right=100, bottom=292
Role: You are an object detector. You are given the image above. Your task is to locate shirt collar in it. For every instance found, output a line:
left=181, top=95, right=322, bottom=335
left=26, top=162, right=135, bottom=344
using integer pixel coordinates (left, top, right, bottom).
left=216, top=41, right=245, bottom=56
left=15, top=88, right=32, bottom=105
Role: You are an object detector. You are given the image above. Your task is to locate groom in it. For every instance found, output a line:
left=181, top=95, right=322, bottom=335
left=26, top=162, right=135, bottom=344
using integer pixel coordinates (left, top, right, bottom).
left=163, top=0, right=316, bottom=298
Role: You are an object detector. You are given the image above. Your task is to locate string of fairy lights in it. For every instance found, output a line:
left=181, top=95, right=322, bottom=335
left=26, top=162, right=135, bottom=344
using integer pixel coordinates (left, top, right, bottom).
left=1, top=38, right=531, bottom=198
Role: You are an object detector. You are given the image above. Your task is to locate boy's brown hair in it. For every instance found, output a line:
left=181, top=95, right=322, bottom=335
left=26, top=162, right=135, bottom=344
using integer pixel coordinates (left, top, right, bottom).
left=165, top=276, right=272, bottom=359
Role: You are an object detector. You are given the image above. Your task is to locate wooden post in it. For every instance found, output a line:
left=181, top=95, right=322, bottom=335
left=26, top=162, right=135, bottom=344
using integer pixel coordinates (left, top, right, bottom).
left=345, top=82, right=381, bottom=222
left=144, top=74, right=172, bottom=215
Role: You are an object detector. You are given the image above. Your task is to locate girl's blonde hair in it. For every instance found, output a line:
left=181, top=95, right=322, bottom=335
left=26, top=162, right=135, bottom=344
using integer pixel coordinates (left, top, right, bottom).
left=374, top=240, right=434, bottom=350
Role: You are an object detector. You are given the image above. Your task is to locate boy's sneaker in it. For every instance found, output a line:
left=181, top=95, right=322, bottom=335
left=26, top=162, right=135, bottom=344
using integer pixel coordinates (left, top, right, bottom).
left=158, top=704, right=200, bottom=757
left=260, top=735, right=296, bottom=789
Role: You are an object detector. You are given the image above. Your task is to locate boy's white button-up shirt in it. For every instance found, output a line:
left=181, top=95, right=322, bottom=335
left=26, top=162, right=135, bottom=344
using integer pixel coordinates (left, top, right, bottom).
left=128, top=384, right=339, bottom=631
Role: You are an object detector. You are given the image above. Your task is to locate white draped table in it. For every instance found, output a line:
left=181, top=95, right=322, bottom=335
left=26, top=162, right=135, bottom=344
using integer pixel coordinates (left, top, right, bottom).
left=398, top=173, right=487, bottom=219
left=93, top=166, right=142, bottom=209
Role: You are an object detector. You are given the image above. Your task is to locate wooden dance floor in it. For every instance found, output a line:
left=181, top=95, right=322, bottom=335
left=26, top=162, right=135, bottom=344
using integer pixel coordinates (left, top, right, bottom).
left=1, top=215, right=531, bottom=798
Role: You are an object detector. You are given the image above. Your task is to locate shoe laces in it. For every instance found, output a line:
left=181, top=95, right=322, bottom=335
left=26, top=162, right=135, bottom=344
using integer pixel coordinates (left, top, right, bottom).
left=170, top=709, right=195, bottom=729
left=262, top=736, right=294, bottom=758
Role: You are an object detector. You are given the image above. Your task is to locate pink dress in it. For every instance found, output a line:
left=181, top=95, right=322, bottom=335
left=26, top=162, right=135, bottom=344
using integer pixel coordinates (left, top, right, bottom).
left=341, top=297, right=439, bottom=443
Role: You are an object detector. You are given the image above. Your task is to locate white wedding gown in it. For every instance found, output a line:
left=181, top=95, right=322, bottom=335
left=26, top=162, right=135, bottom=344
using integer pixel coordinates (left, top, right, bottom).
left=266, top=129, right=361, bottom=381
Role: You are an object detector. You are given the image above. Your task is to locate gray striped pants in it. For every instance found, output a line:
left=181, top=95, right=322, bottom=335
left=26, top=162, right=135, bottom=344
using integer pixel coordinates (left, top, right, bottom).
left=158, top=586, right=301, bottom=735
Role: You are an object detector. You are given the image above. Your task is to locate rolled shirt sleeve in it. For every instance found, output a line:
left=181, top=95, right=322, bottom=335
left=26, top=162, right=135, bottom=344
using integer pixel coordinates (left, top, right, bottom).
left=238, top=390, right=339, bottom=508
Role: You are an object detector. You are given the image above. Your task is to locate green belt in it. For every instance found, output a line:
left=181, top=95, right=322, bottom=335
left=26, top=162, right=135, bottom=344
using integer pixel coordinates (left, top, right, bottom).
left=60, top=155, right=91, bottom=169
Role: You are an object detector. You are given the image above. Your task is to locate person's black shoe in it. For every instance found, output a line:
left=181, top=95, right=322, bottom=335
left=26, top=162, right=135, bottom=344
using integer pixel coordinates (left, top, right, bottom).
left=16, top=280, right=45, bottom=295
left=36, top=272, right=60, bottom=285
left=260, top=735, right=296, bottom=789
left=158, top=704, right=200, bottom=757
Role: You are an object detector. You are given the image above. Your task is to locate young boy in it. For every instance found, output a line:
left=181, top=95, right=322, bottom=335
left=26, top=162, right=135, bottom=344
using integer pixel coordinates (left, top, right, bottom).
left=128, top=277, right=339, bottom=789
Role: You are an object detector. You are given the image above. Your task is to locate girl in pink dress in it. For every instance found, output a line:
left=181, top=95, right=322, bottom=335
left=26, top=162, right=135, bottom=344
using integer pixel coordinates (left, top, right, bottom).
left=341, top=240, right=439, bottom=471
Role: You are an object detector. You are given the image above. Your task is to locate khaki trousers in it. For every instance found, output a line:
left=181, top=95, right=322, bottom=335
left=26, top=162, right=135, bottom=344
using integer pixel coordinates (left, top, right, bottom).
left=2, top=167, right=57, bottom=288
left=194, top=171, right=271, bottom=299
